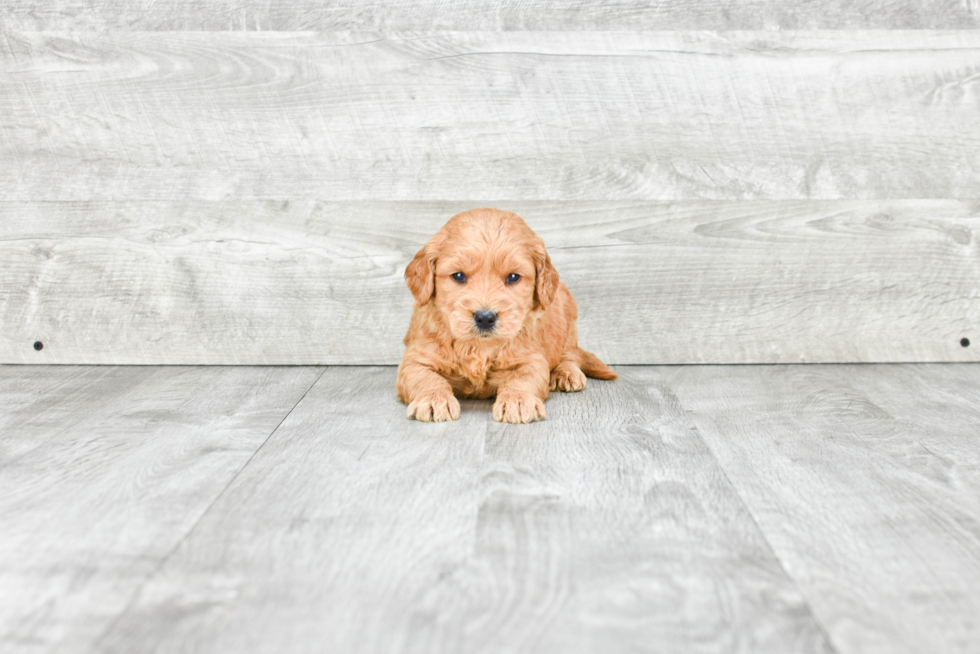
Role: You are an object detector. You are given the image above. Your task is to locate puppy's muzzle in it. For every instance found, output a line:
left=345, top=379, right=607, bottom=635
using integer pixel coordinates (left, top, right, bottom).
left=473, top=309, right=498, bottom=334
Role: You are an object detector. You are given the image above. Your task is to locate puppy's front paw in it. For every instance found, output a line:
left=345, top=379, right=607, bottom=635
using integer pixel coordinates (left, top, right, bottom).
left=550, top=364, right=587, bottom=392
left=407, top=391, right=460, bottom=422
left=493, top=392, right=546, bottom=424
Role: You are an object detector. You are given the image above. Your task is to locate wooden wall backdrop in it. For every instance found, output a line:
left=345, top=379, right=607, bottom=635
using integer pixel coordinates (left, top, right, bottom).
left=1, top=6, right=979, bottom=364
left=4, top=1, right=980, bottom=30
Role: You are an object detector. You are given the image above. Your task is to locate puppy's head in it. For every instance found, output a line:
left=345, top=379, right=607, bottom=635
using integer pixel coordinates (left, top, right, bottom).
left=406, top=208, right=559, bottom=341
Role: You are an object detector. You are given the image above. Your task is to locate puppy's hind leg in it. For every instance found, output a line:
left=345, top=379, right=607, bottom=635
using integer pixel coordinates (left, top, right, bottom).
left=550, top=347, right=617, bottom=391
left=549, top=353, right=587, bottom=392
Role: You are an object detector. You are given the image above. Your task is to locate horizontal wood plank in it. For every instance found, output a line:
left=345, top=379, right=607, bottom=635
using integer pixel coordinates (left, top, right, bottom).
left=662, top=364, right=980, bottom=654
left=4, top=1, right=979, bottom=31
left=2, top=31, right=979, bottom=201
left=0, top=365, right=321, bottom=654
left=95, top=367, right=833, bottom=654
left=2, top=200, right=978, bottom=365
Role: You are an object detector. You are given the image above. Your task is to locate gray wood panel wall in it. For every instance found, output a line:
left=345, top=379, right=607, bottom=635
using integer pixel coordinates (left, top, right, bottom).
left=2, top=7, right=978, bottom=364
left=4, top=1, right=980, bottom=30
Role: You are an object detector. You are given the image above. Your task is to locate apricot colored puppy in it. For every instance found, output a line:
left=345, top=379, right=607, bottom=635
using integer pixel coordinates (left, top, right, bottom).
left=397, top=208, right=616, bottom=424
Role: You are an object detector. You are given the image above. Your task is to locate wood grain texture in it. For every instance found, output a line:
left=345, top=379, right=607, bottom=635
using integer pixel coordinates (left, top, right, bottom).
left=95, top=366, right=833, bottom=654
left=2, top=200, right=978, bottom=365
left=838, top=363, right=980, bottom=466
left=662, top=364, right=980, bottom=654
left=96, top=367, right=491, bottom=654
left=0, top=364, right=322, bottom=654
left=2, top=31, right=980, bottom=201
left=427, top=369, right=833, bottom=654
left=4, top=1, right=980, bottom=31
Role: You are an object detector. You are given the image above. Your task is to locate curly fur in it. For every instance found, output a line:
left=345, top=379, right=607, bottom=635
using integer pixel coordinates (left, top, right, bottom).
left=396, top=208, right=616, bottom=424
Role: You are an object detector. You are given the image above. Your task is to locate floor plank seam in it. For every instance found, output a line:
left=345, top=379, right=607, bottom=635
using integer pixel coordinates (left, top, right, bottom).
left=682, top=416, right=842, bottom=654
left=83, top=367, right=327, bottom=653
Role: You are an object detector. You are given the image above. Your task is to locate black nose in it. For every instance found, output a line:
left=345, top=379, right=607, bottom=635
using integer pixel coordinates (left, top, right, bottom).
left=473, top=310, right=498, bottom=332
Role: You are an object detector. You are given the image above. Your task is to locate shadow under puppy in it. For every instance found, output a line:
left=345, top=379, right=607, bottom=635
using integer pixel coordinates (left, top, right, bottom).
left=397, top=208, right=616, bottom=424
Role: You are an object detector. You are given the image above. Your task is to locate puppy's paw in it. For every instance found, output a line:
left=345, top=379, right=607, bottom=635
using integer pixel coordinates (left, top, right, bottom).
left=407, top=391, right=460, bottom=422
left=550, top=363, right=587, bottom=392
left=493, top=392, right=546, bottom=424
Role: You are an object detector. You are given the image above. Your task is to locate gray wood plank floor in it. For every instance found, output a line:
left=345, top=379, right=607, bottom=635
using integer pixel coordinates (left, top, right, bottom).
left=662, top=365, right=980, bottom=653
left=2, top=364, right=978, bottom=654
left=0, top=365, right=323, bottom=654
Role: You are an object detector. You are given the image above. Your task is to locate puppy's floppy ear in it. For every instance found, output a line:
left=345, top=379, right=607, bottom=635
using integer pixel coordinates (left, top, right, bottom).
left=533, top=245, right=560, bottom=309
left=405, top=245, right=436, bottom=305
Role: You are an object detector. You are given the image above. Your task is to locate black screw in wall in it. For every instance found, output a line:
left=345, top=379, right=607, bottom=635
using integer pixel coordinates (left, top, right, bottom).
left=33, top=341, right=43, bottom=351
left=962, top=338, right=971, bottom=348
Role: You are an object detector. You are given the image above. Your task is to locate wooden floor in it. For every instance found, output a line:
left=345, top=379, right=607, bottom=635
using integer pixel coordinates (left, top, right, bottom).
left=2, top=364, right=979, bottom=654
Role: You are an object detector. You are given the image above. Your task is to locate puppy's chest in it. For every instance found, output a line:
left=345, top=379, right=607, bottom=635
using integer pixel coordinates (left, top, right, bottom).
left=446, top=348, right=503, bottom=398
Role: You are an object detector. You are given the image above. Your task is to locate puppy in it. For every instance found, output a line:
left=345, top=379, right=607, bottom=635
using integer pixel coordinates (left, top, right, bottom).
left=396, top=208, right=616, bottom=424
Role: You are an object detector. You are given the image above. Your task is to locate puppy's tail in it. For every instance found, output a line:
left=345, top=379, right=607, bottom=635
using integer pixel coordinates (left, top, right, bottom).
left=578, top=348, right=617, bottom=380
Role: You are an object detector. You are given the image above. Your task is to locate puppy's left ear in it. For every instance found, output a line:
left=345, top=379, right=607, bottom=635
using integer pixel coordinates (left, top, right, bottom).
left=533, top=246, right=560, bottom=309
left=405, top=246, right=436, bottom=305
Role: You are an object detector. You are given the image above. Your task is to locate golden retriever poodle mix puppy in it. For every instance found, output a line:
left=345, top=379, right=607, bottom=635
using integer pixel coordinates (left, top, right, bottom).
left=397, top=208, right=616, bottom=424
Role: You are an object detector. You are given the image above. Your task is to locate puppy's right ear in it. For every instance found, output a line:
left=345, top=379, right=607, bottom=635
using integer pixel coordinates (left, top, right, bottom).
left=405, top=246, right=435, bottom=305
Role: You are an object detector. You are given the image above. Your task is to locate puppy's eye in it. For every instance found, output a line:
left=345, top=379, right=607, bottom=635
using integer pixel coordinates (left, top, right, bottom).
left=451, top=272, right=466, bottom=283
left=505, top=273, right=521, bottom=285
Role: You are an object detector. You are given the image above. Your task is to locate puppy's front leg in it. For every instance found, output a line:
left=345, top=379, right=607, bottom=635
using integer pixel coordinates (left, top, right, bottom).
left=492, top=356, right=550, bottom=424
left=397, top=359, right=460, bottom=423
